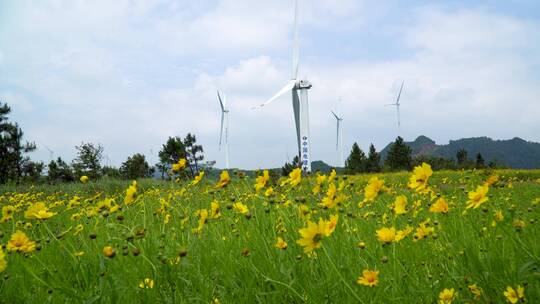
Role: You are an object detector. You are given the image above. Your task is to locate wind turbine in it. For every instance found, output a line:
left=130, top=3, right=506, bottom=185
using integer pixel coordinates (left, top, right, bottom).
left=386, top=81, right=404, bottom=131
left=41, top=143, right=54, bottom=162
left=217, top=90, right=230, bottom=169
left=331, top=108, right=344, bottom=168
left=254, top=0, right=313, bottom=172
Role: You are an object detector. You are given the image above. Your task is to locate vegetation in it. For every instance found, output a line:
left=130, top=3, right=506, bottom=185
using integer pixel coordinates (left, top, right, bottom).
left=120, top=153, right=152, bottom=180
left=0, top=166, right=538, bottom=303
left=0, top=102, right=37, bottom=184
left=380, top=135, right=540, bottom=169
left=384, top=136, right=412, bottom=171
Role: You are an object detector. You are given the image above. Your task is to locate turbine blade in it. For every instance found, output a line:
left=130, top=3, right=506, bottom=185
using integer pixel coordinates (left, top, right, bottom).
left=331, top=110, right=339, bottom=120
left=396, top=80, right=404, bottom=105
left=253, top=80, right=296, bottom=109
left=292, top=0, right=299, bottom=79
left=219, top=112, right=224, bottom=150
left=217, top=90, right=225, bottom=111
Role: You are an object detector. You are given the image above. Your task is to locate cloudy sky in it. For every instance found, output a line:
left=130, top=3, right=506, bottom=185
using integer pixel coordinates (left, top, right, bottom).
left=1, top=0, right=539, bottom=169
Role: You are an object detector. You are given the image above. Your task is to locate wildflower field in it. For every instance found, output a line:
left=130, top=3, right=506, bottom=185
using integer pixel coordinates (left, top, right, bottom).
left=0, top=165, right=539, bottom=303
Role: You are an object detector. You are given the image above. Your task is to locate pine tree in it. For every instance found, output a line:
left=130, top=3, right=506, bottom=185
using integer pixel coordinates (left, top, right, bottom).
left=384, top=136, right=412, bottom=171
left=72, top=142, right=104, bottom=179
left=0, top=102, right=36, bottom=183
left=365, top=143, right=381, bottom=173
left=345, top=143, right=367, bottom=174
left=475, top=153, right=485, bottom=169
left=456, top=148, right=468, bottom=167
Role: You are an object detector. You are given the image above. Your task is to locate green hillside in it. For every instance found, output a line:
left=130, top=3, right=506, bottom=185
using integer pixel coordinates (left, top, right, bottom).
left=381, top=136, right=540, bottom=169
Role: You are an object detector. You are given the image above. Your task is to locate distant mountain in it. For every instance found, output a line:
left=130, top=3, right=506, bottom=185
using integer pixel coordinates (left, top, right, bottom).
left=380, top=136, right=540, bottom=169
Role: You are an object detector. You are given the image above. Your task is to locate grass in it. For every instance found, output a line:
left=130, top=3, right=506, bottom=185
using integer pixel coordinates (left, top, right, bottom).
left=0, top=168, right=539, bottom=303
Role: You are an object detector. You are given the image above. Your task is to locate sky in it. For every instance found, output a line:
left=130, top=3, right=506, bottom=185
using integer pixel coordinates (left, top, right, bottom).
left=1, top=0, right=539, bottom=170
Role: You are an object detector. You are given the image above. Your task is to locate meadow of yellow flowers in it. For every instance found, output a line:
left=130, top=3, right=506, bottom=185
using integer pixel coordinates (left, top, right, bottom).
left=0, top=163, right=539, bottom=303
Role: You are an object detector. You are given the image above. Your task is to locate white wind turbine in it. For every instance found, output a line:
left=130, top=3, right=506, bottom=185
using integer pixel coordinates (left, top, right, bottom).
left=331, top=108, right=344, bottom=168
left=217, top=90, right=230, bottom=169
left=254, top=0, right=313, bottom=172
left=386, top=81, right=404, bottom=132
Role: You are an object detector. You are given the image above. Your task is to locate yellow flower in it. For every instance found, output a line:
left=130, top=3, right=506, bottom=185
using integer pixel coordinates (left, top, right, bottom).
left=438, top=288, right=456, bottom=304
left=430, top=197, right=449, bottom=214
left=73, top=224, right=84, bottom=235
left=210, top=201, right=221, bottom=219
left=80, top=175, right=89, bottom=183
left=7, top=230, right=36, bottom=253
left=413, top=221, right=435, bottom=241
left=503, top=285, right=525, bottom=304
left=466, top=185, right=489, bottom=209
left=0, top=246, right=7, bottom=273
left=192, top=171, right=204, bottom=185
left=139, top=278, right=155, bottom=289
left=376, top=227, right=396, bottom=244
left=408, top=162, right=433, bottom=191
left=395, top=226, right=413, bottom=241
left=357, top=269, right=379, bottom=287
left=296, top=219, right=327, bottom=253
left=124, top=181, right=138, bottom=205
left=468, top=284, right=483, bottom=300
left=275, top=237, right=288, bottom=250
left=172, top=159, right=187, bottom=172
left=320, top=182, right=338, bottom=209
left=392, top=195, right=407, bottom=215
left=363, top=177, right=385, bottom=203
left=264, top=187, right=274, bottom=197
left=485, top=174, right=500, bottom=186
left=255, top=170, right=270, bottom=191
left=103, top=246, right=116, bottom=258
left=1, top=205, right=17, bottom=222
left=24, top=202, right=56, bottom=220
left=215, top=170, right=231, bottom=189
left=233, top=202, right=249, bottom=215
left=282, top=168, right=302, bottom=187
left=193, top=209, right=209, bottom=234
left=324, top=214, right=339, bottom=236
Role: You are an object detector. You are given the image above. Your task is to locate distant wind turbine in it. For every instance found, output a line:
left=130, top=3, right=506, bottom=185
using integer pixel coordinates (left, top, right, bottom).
left=41, top=143, right=54, bottom=162
left=386, top=81, right=404, bottom=131
left=331, top=108, right=344, bottom=168
left=254, top=0, right=313, bottom=172
left=217, top=90, right=230, bottom=169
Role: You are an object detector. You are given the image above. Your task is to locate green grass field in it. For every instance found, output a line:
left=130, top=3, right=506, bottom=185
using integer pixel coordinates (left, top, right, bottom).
left=0, top=167, right=539, bottom=303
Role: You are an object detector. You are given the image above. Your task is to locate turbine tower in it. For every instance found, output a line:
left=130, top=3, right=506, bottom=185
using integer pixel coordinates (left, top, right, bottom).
left=217, top=90, right=230, bottom=169
left=386, top=81, right=404, bottom=132
left=255, top=0, right=313, bottom=172
left=331, top=109, right=344, bottom=168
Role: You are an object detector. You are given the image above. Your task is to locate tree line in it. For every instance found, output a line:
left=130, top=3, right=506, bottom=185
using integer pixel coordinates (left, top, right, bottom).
left=0, top=101, right=209, bottom=184
left=343, top=136, right=500, bottom=173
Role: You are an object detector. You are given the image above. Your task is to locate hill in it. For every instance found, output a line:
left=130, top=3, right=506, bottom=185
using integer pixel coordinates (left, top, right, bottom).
left=380, top=136, right=540, bottom=169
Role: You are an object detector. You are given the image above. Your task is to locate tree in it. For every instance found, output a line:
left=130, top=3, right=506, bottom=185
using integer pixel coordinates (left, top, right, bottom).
left=21, top=160, right=44, bottom=182
left=120, top=153, right=151, bottom=179
left=384, top=136, right=412, bottom=171
left=158, top=136, right=186, bottom=179
left=183, top=133, right=204, bottom=177
left=0, top=102, right=36, bottom=183
left=456, top=148, right=468, bottom=167
left=282, top=155, right=300, bottom=176
left=365, top=143, right=381, bottom=173
left=475, top=153, right=485, bottom=169
left=102, top=166, right=122, bottom=179
left=72, top=142, right=104, bottom=179
left=345, top=143, right=367, bottom=174
left=48, top=157, right=75, bottom=183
